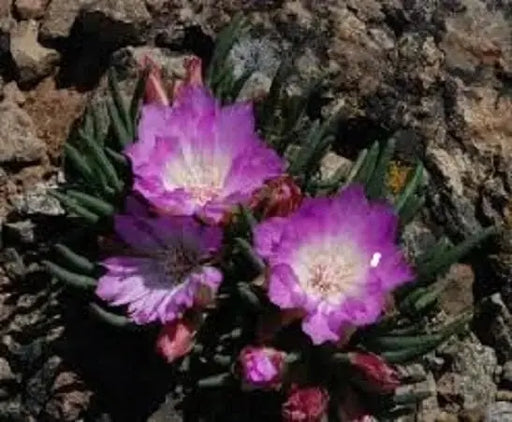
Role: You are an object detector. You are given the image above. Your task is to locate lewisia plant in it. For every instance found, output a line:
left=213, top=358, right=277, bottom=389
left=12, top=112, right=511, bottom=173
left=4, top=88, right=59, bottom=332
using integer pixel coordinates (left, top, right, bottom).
left=45, top=16, right=496, bottom=421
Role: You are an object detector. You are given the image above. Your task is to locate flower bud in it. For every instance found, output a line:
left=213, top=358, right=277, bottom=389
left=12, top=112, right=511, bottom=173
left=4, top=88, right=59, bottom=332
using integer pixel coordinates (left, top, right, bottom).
left=155, top=318, right=196, bottom=363
left=282, top=385, right=329, bottom=422
left=238, top=346, right=286, bottom=390
left=172, top=56, right=204, bottom=99
left=142, top=55, right=170, bottom=106
left=250, top=175, right=303, bottom=218
left=348, top=352, right=400, bottom=393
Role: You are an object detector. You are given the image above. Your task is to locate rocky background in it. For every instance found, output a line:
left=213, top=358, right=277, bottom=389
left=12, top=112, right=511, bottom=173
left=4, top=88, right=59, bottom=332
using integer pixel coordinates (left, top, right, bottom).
left=2, top=0, right=512, bottom=421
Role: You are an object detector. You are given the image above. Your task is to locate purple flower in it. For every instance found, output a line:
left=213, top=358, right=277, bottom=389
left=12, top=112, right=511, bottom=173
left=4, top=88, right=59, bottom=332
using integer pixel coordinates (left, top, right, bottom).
left=254, top=185, right=414, bottom=345
left=239, top=346, right=286, bottom=390
left=125, top=86, right=284, bottom=224
left=96, top=214, right=223, bottom=324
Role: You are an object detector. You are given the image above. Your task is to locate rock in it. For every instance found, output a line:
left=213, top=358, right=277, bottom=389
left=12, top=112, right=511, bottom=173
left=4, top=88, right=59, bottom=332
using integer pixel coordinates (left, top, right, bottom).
left=81, top=0, right=151, bottom=47
left=15, top=0, right=49, bottom=19
left=320, top=152, right=352, bottom=182
left=144, top=0, right=168, bottom=14
left=3, top=220, right=35, bottom=244
left=0, top=358, right=15, bottom=384
left=23, top=77, right=87, bottom=160
left=439, top=0, right=512, bottom=76
left=401, top=221, right=437, bottom=261
left=484, top=294, right=512, bottom=362
left=40, top=0, right=88, bottom=40
left=0, top=101, right=46, bottom=164
left=435, top=412, right=459, bottom=422
left=502, top=361, right=512, bottom=389
left=437, top=336, right=498, bottom=411
left=9, top=183, right=64, bottom=216
left=10, top=20, right=60, bottom=85
left=485, top=402, right=512, bottom=422
left=45, top=372, right=92, bottom=422
left=417, top=372, right=441, bottom=422
left=2, top=81, right=25, bottom=105
left=438, top=263, right=475, bottom=316
left=0, top=0, right=11, bottom=18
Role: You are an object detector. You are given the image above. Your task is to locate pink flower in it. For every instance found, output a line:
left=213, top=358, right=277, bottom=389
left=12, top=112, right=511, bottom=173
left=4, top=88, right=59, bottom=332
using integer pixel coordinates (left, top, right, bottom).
left=250, top=175, right=303, bottom=218
left=96, top=213, right=223, bottom=324
left=239, top=346, right=286, bottom=390
left=254, top=185, right=414, bottom=345
left=126, top=86, right=284, bottom=224
left=282, top=385, right=329, bottom=422
left=155, top=317, right=196, bottom=363
left=349, top=352, right=400, bottom=393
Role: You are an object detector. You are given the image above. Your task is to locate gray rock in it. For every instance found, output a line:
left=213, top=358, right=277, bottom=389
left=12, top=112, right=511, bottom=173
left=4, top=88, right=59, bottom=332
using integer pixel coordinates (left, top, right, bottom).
left=437, top=336, right=498, bottom=411
left=417, top=372, right=441, bottom=422
left=9, top=183, right=64, bottom=216
left=2, top=81, right=25, bottom=105
left=40, top=0, right=90, bottom=40
left=486, top=293, right=512, bottom=362
left=502, top=361, right=512, bottom=388
left=81, top=0, right=151, bottom=47
left=10, top=20, right=60, bottom=85
left=15, top=0, right=50, bottom=19
left=3, top=220, right=35, bottom=244
left=0, top=100, right=46, bottom=164
left=0, top=248, right=26, bottom=280
left=0, top=358, right=15, bottom=384
left=320, top=152, right=352, bottom=183
left=485, top=402, right=512, bottom=422
left=0, top=0, right=11, bottom=18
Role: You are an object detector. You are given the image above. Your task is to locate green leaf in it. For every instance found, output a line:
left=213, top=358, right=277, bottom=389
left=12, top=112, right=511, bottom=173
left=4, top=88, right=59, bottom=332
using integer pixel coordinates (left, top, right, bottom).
left=236, top=282, right=262, bottom=310
left=381, top=313, right=472, bottom=363
left=130, top=67, right=150, bottom=125
left=258, top=60, right=290, bottom=136
left=226, top=68, right=253, bottom=102
left=234, top=238, right=265, bottom=273
left=49, top=191, right=100, bottom=224
left=366, top=138, right=396, bottom=199
left=43, top=260, right=97, bottom=290
left=107, top=100, right=132, bottom=148
left=79, top=130, right=124, bottom=193
left=64, top=144, right=96, bottom=185
left=343, top=148, right=368, bottom=187
left=108, top=67, right=132, bottom=135
left=65, top=189, right=116, bottom=217
left=399, top=194, right=425, bottom=225
left=395, top=163, right=424, bottom=211
left=198, top=373, right=232, bottom=388
left=54, top=243, right=96, bottom=274
left=417, top=226, right=497, bottom=281
left=239, top=205, right=258, bottom=232
left=207, top=13, right=246, bottom=86
left=89, top=303, right=139, bottom=330
left=353, top=141, right=380, bottom=186
left=105, top=147, right=129, bottom=167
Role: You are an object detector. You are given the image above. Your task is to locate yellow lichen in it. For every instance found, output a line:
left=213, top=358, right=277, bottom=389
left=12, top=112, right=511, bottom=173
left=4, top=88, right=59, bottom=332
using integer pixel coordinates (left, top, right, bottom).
left=386, top=161, right=412, bottom=195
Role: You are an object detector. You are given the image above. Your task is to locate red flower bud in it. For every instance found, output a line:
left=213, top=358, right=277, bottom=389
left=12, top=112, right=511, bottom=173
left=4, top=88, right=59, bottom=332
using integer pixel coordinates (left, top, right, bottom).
left=250, top=175, right=303, bottom=219
left=282, top=385, right=329, bottom=422
left=349, top=352, right=400, bottom=393
left=155, top=318, right=196, bottom=363
left=142, top=55, right=171, bottom=106
left=172, top=56, right=204, bottom=100
left=239, top=346, right=286, bottom=390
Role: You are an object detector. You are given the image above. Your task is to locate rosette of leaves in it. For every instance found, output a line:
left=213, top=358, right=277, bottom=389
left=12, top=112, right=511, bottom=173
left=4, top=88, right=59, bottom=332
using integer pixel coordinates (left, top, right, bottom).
left=44, top=15, right=496, bottom=421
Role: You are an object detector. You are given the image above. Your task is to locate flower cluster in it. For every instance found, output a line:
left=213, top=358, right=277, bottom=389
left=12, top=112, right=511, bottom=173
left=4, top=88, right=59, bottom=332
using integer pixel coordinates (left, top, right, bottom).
left=91, top=56, right=414, bottom=419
